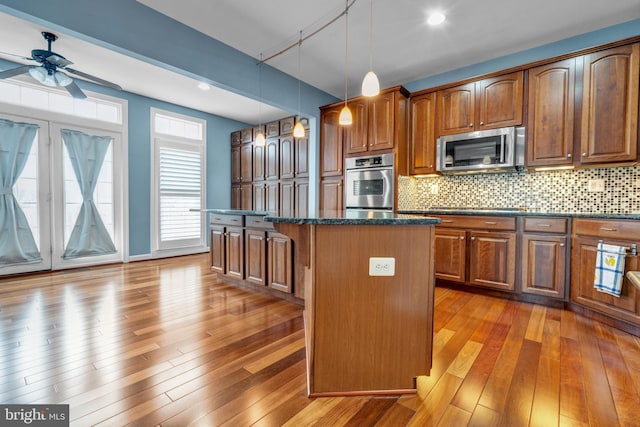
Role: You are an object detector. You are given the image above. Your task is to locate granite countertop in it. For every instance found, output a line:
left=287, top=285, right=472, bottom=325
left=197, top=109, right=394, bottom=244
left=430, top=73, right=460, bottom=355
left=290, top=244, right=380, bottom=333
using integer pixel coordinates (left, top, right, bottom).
left=196, top=209, right=274, bottom=216
left=399, top=208, right=640, bottom=220
left=264, top=210, right=441, bottom=225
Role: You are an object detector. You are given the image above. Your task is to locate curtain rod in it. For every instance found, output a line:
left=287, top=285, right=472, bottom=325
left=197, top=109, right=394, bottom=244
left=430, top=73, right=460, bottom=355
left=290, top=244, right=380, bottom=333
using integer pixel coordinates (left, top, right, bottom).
left=257, top=0, right=358, bottom=65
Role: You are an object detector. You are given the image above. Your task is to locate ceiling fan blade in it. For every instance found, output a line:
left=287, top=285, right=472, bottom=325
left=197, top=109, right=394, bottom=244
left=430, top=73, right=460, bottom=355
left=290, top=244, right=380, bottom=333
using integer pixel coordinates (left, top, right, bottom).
left=0, top=65, right=32, bottom=79
left=46, top=54, right=72, bottom=67
left=64, top=80, right=87, bottom=99
left=65, top=67, right=122, bottom=91
left=0, top=51, right=35, bottom=62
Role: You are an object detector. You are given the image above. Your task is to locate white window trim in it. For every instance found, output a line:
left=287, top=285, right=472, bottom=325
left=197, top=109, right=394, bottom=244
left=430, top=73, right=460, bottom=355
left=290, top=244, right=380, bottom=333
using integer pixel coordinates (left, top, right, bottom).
left=150, top=108, right=207, bottom=258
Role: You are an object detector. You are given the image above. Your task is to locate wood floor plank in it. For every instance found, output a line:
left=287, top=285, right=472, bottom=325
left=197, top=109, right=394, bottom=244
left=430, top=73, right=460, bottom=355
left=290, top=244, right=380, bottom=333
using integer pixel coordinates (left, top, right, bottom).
left=529, top=315, right=561, bottom=427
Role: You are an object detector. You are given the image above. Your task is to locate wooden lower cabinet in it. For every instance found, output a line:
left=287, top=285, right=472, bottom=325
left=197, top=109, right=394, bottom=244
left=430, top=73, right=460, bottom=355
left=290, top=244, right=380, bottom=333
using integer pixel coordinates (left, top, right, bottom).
left=245, top=229, right=267, bottom=286
left=434, top=229, right=466, bottom=283
left=521, top=234, right=567, bottom=298
left=320, top=177, right=343, bottom=211
left=468, top=231, right=516, bottom=291
left=210, top=226, right=225, bottom=274
left=571, top=218, right=640, bottom=326
left=225, top=226, right=244, bottom=280
left=268, top=232, right=292, bottom=293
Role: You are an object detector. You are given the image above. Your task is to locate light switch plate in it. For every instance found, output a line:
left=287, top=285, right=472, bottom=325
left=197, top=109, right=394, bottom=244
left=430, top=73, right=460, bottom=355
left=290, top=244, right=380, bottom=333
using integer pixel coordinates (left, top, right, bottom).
left=369, top=257, right=395, bottom=276
left=587, top=179, right=605, bottom=192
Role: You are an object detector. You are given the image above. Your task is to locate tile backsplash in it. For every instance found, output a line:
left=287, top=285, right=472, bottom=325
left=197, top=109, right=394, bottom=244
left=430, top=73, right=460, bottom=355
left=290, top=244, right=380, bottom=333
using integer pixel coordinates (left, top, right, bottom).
left=398, top=166, right=640, bottom=214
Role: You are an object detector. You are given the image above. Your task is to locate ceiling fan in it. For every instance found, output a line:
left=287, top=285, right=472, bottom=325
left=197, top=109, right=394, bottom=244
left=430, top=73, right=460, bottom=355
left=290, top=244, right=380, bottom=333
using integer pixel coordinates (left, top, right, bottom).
left=0, top=31, right=122, bottom=99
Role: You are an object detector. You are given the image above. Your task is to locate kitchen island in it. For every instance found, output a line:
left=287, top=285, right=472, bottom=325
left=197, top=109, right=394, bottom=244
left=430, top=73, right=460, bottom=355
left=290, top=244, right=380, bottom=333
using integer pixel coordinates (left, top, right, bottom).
left=265, top=210, right=440, bottom=397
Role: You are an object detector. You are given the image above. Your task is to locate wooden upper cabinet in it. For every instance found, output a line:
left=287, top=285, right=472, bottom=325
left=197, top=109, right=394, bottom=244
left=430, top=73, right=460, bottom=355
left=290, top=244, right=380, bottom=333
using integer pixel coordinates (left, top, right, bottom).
left=253, top=143, right=265, bottom=181
left=368, top=91, right=395, bottom=151
left=279, top=136, right=295, bottom=179
left=437, top=82, right=475, bottom=135
left=320, top=177, right=343, bottom=211
left=240, top=127, right=253, bottom=143
left=437, top=72, right=523, bottom=136
left=476, top=71, right=523, bottom=129
left=265, top=138, right=279, bottom=180
left=294, top=136, right=309, bottom=178
left=231, top=145, right=241, bottom=183
left=526, top=58, right=576, bottom=167
left=320, top=106, right=344, bottom=177
left=410, top=92, right=437, bottom=175
left=265, top=121, right=280, bottom=138
left=231, top=131, right=241, bottom=146
left=279, top=117, right=295, bottom=135
left=240, top=143, right=253, bottom=183
left=345, top=98, right=368, bottom=154
left=579, top=43, right=639, bottom=164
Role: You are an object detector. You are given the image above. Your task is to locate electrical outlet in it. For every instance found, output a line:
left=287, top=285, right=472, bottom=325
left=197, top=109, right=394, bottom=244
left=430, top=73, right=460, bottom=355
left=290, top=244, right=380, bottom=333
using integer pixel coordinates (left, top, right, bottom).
left=635, top=179, right=640, bottom=188
left=587, top=179, right=605, bottom=192
left=430, top=183, right=439, bottom=195
left=369, top=257, right=395, bottom=276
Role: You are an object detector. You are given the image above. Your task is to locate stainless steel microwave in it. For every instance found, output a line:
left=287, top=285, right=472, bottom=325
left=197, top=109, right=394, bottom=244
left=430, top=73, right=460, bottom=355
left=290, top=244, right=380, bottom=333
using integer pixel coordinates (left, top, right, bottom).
left=436, top=126, right=525, bottom=174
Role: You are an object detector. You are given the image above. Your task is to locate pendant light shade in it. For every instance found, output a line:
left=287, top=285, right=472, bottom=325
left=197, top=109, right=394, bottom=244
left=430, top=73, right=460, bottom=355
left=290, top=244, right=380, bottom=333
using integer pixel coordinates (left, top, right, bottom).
left=293, top=121, right=305, bottom=138
left=255, top=131, right=266, bottom=146
left=362, top=0, right=380, bottom=97
left=339, top=105, right=353, bottom=125
left=361, top=71, right=380, bottom=97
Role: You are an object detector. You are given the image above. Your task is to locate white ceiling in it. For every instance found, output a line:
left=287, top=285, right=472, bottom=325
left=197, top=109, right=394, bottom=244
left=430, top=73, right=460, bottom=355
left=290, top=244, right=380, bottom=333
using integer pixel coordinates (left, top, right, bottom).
left=2, top=0, right=640, bottom=124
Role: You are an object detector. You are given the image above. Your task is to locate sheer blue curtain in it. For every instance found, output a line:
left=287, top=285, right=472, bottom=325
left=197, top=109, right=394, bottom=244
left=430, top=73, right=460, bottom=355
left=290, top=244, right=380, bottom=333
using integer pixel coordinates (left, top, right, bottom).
left=0, top=118, right=42, bottom=265
left=62, top=129, right=116, bottom=259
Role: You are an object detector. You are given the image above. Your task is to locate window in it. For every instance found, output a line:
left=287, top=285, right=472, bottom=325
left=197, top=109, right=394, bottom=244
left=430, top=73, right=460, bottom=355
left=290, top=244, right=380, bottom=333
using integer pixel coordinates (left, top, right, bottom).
left=151, top=109, right=206, bottom=254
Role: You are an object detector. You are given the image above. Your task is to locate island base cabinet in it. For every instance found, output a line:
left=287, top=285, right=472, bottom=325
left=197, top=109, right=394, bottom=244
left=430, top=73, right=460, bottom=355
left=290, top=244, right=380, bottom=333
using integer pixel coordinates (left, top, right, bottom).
left=245, top=229, right=266, bottom=286
left=268, top=232, right=292, bottom=293
left=468, top=231, right=516, bottom=291
left=311, top=225, right=434, bottom=394
left=225, top=227, right=244, bottom=280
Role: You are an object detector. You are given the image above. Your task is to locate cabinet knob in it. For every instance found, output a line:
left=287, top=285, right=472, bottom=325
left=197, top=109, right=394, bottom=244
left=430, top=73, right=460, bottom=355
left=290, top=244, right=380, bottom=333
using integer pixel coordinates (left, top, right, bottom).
left=567, top=153, right=572, bottom=158
left=460, top=236, right=465, bottom=240
left=471, top=236, right=476, bottom=241
left=582, top=153, right=587, bottom=157
left=469, top=123, right=474, bottom=127
left=479, top=121, right=484, bottom=126
left=560, top=243, right=565, bottom=247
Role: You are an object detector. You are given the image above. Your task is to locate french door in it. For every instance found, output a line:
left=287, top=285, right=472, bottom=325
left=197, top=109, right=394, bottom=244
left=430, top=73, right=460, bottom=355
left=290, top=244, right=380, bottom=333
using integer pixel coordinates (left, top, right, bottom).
left=0, top=113, right=124, bottom=275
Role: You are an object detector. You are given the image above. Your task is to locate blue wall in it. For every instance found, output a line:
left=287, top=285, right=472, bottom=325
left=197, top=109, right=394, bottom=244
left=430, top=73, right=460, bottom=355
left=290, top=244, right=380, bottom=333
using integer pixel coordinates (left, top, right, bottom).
left=0, top=59, right=247, bottom=256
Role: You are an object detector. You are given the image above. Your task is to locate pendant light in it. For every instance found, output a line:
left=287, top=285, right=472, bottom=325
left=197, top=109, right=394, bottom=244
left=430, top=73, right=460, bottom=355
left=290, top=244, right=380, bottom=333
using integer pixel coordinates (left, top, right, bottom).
left=361, top=0, right=380, bottom=97
left=255, top=54, right=266, bottom=146
left=293, top=31, right=306, bottom=138
left=339, top=0, right=353, bottom=125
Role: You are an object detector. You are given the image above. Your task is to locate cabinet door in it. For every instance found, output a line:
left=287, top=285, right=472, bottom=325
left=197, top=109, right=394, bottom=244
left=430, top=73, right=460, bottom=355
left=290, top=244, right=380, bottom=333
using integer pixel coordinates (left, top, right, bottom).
left=231, top=184, right=241, bottom=209
left=245, top=229, right=267, bottom=286
left=526, top=59, right=575, bottom=167
left=320, top=107, right=344, bottom=177
left=320, top=177, right=343, bottom=211
left=469, top=231, right=516, bottom=291
left=231, top=131, right=241, bottom=146
left=265, top=120, right=280, bottom=138
left=210, top=226, right=225, bottom=274
left=240, top=143, right=253, bottom=183
left=279, top=136, right=295, bottom=179
left=252, top=182, right=265, bottom=211
left=240, top=183, right=253, bottom=210
left=225, top=227, right=244, bottom=279
left=521, top=234, right=567, bottom=298
left=295, top=180, right=309, bottom=217
left=280, top=180, right=295, bottom=217
left=240, top=127, right=253, bottom=143
left=570, top=236, right=640, bottom=324
left=437, top=82, right=475, bottom=135
left=266, top=181, right=279, bottom=213
left=579, top=43, right=639, bottom=164
left=294, top=136, right=309, bottom=178
left=476, top=71, right=523, bottom=129
left=231, top=145, right=241, bottom=183
left=345, top=98, right=368, bottom=154
left=368, top=91, right=395, bottom=151
left=268, top=232, right=292, bottom=293
left=253, top=143, right=265, bottom=181
left=410, top=92, right=437, bottom=174
left=434, top=228, right=466, bottom=283
left=265, top=138, right=279, bottom=180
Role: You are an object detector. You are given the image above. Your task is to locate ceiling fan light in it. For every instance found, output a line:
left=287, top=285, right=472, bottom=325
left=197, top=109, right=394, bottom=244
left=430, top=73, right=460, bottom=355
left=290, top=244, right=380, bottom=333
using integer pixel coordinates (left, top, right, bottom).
left=361, top=71, right=380, bottom=97
left=28, top=66, right=47, bottom=83
left=293, top=121, right=305, bottom=138
left=255, top=131, right=266, bottom=147
left=339, top=105, right=353, bottom=125
left=54, top=71, right=72, bottom=87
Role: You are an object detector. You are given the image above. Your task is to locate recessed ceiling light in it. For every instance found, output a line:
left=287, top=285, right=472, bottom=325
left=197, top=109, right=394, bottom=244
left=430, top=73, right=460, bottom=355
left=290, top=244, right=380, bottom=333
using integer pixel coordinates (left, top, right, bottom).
left=427, top=11, right=446, bottom=26
left=197, top=82, right=210, bottom=91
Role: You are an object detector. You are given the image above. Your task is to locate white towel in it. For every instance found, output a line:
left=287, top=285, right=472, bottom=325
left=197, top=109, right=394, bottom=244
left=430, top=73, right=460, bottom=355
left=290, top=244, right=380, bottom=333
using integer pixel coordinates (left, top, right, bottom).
left=594, top=242, right=626, bottom=297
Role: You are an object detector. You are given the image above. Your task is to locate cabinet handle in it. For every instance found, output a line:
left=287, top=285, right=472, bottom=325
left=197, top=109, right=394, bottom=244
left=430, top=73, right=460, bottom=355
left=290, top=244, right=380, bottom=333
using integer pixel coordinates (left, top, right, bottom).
left=600, top=227, right=617, bottom=232
left=484, top=221, right=497, bottom=225
left=441, top=219, right=454, bottom=223
left=537, top=223, right=551, bottom=227
left=567, top=153, right=572, bottom=158
left=266, top=237, right=270, bottom=242
left=560, top=243, right=565, bottom=247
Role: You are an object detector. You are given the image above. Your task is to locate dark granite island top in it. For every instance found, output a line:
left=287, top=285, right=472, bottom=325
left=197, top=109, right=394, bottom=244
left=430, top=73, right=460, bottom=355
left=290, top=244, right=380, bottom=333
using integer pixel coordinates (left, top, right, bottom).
left=264, top=210, right=439, bottom=397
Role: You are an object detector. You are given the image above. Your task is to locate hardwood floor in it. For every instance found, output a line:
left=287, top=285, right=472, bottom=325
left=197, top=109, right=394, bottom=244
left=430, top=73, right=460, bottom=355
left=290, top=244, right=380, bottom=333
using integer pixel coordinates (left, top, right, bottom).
left=1, top=254, right=639, bottom=426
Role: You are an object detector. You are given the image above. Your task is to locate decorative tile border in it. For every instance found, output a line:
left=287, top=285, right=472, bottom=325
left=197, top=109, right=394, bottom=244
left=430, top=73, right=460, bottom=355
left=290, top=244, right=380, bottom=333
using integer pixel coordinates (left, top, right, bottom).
left=398, top=166, right=640, bottom=214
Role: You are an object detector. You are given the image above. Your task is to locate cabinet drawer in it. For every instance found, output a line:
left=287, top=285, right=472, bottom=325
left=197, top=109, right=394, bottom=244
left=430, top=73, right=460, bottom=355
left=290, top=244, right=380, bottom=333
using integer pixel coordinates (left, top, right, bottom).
left=572, top=218, right=640, bottom=240
left=434, top=215, right=516, bottom=231
left=210, top=214, right=244, bottom=226
left=245, top=215, right=275, bottom=230
left=523, top=217, right=568, bottom=233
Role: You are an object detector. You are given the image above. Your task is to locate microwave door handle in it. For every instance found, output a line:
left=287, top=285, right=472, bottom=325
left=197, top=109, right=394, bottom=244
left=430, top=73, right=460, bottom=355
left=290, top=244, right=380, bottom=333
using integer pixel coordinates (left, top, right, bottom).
left=500, top=136, right=505, bottom=163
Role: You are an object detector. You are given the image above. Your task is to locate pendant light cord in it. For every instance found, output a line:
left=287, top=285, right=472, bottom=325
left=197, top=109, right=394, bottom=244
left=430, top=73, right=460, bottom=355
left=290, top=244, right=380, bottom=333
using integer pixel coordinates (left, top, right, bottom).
left=344, top=0, right=349, bottom=105
left=297, top=31, right=302, bottom=117
left=369, top=0, right=373, bottom=70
